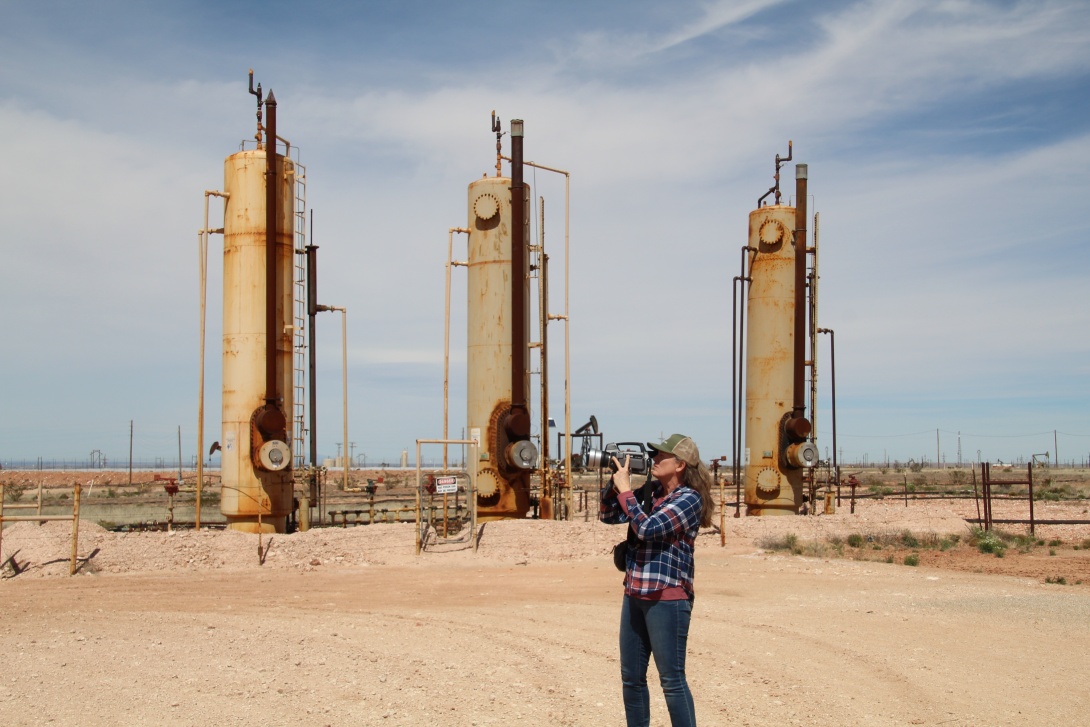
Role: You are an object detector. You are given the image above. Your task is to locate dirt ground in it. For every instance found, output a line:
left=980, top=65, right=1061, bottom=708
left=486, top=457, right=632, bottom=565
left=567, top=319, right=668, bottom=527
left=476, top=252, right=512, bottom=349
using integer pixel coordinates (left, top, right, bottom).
left=2, top=479, right=1089, bottom=726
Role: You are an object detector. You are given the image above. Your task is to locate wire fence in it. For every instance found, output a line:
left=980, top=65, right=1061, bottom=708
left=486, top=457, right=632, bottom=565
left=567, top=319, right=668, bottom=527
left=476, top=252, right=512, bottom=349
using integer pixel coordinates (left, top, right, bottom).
left=1, top=458, right=209, bottom=471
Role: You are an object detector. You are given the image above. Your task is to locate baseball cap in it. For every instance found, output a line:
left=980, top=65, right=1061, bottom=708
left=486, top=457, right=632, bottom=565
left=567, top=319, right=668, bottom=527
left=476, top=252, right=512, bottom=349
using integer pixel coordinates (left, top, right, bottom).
left=646, top=433, right=700, bottom=466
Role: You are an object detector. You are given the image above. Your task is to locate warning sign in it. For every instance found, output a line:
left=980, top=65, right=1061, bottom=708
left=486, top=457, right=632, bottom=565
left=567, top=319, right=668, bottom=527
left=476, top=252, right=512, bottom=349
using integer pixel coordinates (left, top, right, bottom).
left=434, top=476, right=458, bottom=494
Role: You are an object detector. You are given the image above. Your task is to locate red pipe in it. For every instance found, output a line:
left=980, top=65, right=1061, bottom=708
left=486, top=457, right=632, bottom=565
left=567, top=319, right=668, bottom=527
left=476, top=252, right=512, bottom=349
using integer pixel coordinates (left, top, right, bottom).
left=792, top=164, right=808, bottom=419
left=264, top=91, right=279, bottom=408
left=510, top=120, right=527, bottom=412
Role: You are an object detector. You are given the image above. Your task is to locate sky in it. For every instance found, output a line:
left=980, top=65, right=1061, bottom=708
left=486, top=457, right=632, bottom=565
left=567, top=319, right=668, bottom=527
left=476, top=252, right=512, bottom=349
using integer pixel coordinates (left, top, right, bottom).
left=2, top=0, right=1088, bottom=469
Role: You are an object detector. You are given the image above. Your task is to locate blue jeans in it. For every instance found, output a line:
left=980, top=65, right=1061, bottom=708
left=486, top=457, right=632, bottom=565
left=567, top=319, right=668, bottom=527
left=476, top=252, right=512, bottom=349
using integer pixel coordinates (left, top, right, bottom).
left=619, top=595, right=696, bottom=727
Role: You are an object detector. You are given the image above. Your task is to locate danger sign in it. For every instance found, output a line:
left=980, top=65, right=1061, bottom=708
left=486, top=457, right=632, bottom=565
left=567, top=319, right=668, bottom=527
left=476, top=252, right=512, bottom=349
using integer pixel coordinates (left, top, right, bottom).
left=434, top=476, right=458, bottom=494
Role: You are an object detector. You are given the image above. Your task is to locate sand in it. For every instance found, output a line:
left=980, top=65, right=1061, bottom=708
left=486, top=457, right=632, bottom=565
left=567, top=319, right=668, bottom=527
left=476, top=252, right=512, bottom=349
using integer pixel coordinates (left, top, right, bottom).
left=2, top=497, right=1088, bottom=725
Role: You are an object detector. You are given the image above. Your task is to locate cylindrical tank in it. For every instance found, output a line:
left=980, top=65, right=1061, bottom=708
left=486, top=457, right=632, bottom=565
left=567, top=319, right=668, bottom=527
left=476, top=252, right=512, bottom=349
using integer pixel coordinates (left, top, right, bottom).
left=744, top=204, right=802, bottom=515
left=467, top=175, right=533, bottom=520
left=220, top=149, right=295, bottom=533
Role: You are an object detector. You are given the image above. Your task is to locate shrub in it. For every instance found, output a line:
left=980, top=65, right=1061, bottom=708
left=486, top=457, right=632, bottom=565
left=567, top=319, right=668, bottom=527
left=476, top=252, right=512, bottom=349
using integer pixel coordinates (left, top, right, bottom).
left=904, top=554, right=920, bottom=567
left=971, top=527, right=1007, bottom=555
left=847, top=533, right=864, bottom=548
left=758, top=533, right=801, bottom=555
left=900, top=530, right=920, bottom=548
left=1045, top=576, right=1067, bottom=585
left=4, top=483, right=28, bottom=503
left=1048, top=539, right=1063, bottom=547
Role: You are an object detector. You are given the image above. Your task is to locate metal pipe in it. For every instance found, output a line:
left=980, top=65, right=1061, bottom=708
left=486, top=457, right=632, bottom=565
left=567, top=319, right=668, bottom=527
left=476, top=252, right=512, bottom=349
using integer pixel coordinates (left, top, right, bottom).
left=563, top=170, right=571, bottom=521
left=70, top=483, right=81, bottom=575
left=809, top=212, right=820, bottom=459
left=265, top=91, right=279, bottom=408
left=818, top=327, right=838, bottom=505
left=197, top=216, right=206, bottom=530
left=444, top=228, right=470, bottom=469
left=793, top=164, right=808, bottom=418
left=1028, top=463, right=1035, bottom=535
left=732, top=246, right=755, bottom=523
left=537, top=200, right=551, bottom=518
left=330, top=306, right=348, bottom=492
left=510, top=120, right=527, bottom=412
left=500, top=154, right=572, bottom=518
left=199, top=190, right=228, bottom=532
left=306, top=224, right=321, bottom=521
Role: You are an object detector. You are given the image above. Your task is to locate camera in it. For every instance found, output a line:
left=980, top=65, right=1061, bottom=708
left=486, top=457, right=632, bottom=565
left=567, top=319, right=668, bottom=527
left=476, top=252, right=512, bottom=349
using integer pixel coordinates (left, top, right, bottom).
left=584, top=442, right=652, bottom=475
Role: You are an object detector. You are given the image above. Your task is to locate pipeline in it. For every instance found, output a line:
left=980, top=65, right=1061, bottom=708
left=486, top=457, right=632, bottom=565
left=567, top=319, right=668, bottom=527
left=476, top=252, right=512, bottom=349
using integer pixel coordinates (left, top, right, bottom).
left=792, top=164, right=808, bottom=421
left=264, top=91, right=279, bottom=411
left=510, top=120, right=527, bottom=414
left=731, top=245, right=756, bottom=526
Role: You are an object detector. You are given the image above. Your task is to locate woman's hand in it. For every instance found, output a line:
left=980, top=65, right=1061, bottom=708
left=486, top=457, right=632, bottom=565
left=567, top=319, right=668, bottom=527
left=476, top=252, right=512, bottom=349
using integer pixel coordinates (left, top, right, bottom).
left=611, top=455, right=632, bottom=493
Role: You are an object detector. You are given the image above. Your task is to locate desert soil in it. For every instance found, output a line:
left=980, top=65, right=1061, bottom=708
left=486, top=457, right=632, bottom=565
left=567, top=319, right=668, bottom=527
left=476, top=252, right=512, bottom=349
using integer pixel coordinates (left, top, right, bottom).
left=2, top=483, right=1089, bottom=726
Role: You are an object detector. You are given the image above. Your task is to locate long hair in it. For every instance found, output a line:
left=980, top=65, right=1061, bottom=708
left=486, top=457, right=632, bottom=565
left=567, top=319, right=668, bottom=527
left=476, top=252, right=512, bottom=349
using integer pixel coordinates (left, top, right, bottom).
left=681, top=459, right=716, bottom=528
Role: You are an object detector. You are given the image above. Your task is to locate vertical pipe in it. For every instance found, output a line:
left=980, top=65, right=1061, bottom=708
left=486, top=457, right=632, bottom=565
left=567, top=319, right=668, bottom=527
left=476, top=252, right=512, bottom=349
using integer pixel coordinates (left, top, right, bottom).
left=976, top=466, right=985, bottom=523
left=824, top=329, right=838, bottom=505
left=415, top=440, right=422, bottom=555
left=306, top=241, right=318, bottom=469
left=793, top=164, right=808, bottom=417
left=444, top=230, right=453, bottom=469
left=539, top=209, right=551, bottom=518
left=562, top=171, right=571, bottom=520
left=734, top=246, right=753, bottom=518
left=265, top=92, right=279, bottom=407
left=197, top=205, right=208, bottom=530
left=809, top=213, right=820, bottom=493
left=340, top=307, right=348, bottom=492
left=510, top=120, right=527, bottom=410
left=985, top=464, right=994, bottom=531
left=1027, top=462, right=1035, bottom=536
left=129, top=420, right=133, bottom=488
left=70, top=483, right=82, bottom=576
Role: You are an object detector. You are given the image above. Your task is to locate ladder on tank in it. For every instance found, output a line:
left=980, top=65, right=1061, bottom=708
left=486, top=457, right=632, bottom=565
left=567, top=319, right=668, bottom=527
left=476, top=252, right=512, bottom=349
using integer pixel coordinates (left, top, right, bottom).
left=292, top=161, right=308, bottom=470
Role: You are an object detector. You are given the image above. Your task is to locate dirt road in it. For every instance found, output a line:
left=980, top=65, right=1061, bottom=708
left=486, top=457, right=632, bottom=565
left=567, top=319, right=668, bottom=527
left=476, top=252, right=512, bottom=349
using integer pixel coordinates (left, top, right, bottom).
left=2, top=513, right=1088, bottom=726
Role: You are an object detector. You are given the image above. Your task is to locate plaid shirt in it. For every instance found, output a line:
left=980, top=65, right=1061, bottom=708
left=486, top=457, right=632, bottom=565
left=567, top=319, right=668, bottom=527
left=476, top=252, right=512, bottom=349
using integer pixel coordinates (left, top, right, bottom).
left=600, top=480, right=702, bottom=598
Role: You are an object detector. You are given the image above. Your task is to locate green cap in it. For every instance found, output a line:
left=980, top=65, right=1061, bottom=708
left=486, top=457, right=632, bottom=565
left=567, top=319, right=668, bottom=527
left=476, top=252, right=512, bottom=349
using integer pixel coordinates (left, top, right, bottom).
left=646, top=433, right=700, bottom=466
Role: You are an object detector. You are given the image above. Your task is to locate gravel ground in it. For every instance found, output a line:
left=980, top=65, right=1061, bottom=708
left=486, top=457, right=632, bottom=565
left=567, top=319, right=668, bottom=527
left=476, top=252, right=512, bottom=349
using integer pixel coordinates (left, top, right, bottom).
left=2, top=497, right=1089, bottom=725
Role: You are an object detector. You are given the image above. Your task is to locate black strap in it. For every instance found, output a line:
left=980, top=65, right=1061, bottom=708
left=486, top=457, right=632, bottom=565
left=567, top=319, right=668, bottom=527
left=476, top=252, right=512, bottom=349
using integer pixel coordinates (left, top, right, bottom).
left=625, top=473, right=656, bottom=549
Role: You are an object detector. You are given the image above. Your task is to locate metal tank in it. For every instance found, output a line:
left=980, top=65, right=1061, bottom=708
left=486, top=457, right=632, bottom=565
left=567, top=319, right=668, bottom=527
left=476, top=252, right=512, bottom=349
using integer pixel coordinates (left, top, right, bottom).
left=220, top=146, right=296, bottom=533
left=743, top=179, right=817, bottom=515
left=466, top=120, right=538, bottom=519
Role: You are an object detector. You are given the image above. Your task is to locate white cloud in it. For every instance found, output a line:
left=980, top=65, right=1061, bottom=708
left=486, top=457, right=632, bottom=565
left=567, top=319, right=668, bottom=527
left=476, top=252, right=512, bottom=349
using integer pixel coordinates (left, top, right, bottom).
left=2, top=0, right=1089, bottom=463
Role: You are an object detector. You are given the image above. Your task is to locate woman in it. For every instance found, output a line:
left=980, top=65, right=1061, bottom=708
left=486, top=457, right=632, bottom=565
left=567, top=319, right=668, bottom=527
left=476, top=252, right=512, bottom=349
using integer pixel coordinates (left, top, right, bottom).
left=599, top=433, right=715, bottom=727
